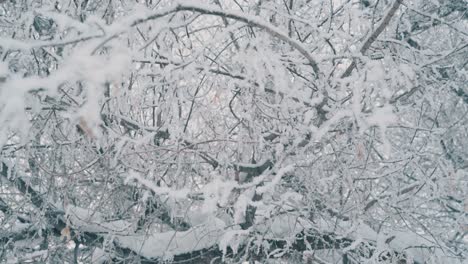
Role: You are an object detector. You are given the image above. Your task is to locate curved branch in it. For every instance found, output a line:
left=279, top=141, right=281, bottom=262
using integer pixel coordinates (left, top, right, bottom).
left=129, top=2, right=320, bottom=77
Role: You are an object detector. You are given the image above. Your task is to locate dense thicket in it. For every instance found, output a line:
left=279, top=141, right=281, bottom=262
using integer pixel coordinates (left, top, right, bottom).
left=0, top=0, right=466, bottom=263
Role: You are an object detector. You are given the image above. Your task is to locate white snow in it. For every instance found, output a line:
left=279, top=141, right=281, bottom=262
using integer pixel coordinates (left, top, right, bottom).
left=66, top=205, right=134, bottom=235
left=115, top=216, right=226, bottom=259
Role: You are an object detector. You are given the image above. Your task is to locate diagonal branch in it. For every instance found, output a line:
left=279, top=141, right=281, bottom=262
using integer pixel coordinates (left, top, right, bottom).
left=341, top=0, right=403, bottom=78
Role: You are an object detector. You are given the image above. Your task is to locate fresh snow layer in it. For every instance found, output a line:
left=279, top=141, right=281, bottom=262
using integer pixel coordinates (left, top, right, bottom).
left=115, top=217, right=226, bottom=259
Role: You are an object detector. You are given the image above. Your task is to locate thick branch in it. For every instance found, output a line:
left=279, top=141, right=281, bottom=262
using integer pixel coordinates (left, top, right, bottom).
left=341, top=0, right=402, bottom=78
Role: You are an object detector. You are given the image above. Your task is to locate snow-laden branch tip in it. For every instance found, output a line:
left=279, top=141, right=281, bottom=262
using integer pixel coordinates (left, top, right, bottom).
left=256, top=165, right=295, bottom=194
left=125, top=170, right=190, bottom=199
